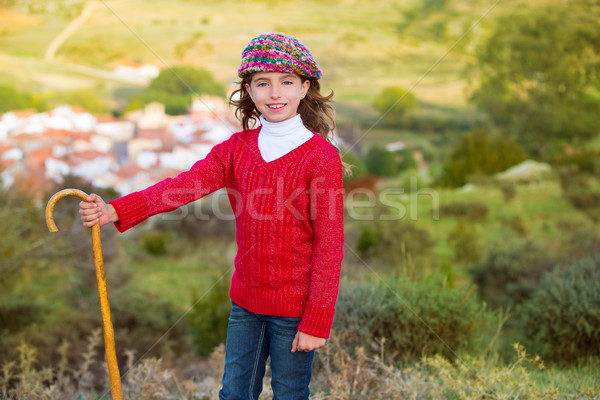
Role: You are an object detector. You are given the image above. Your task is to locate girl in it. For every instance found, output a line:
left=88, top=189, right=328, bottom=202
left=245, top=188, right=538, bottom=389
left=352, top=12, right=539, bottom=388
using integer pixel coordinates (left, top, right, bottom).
left=79, top=32, right=344, bottom=400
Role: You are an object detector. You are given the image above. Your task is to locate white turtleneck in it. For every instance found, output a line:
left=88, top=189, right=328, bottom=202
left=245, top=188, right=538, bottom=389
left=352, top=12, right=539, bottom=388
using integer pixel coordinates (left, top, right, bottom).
left=258, top=114, right=314, bottom=162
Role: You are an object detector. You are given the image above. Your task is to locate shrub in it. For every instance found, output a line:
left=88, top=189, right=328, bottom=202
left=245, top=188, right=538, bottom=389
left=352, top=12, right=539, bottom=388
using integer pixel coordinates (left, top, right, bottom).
left=558, top=169, right=600, bottom=222
left=356, top=217, right=435, bottom=269
left=558, top=229, right=600, bottom=264
left=503, top=215, right=528, bottom=237
left=448, top=220, right=481, bottom=263
left=0, top=85, right=30, bottom=112
left=364, top=146, right=398, bottom=177
left=373, top=86, right=418, bottom=127
left=128, top=66, right=224, bottom=115
left=356, top=225, right=378, bottom=258
left=439, top=129, right=528, bottom=188
left=498, top=181, right=517, bottom=202
left=187, top=275, right=231, bottom=357
left=439, top=201, right=488, bottom=222
left=341, top=151, right=367, bottom=182
left=553, top=147, right=600, bottom=175
left=109, top=288, right=192, bottom=361
left=469, top=241, right=556, bottom=308
left=397, top=149, right=418, bottom=172
left=141, top=230, right=174, bottom=256
left=333, top=275, right=487, bottom=362
left=518, top=255, right=600, bottom=363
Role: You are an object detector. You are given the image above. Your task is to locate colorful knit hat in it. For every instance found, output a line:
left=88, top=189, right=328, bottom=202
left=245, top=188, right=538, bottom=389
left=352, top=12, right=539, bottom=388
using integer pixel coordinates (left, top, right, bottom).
left=237, top=32, right=322, bottom=80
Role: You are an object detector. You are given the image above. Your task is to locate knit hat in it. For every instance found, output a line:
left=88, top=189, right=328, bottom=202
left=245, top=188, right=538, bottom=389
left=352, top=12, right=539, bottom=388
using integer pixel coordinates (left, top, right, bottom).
left=237, top=32, right=322, bottom=80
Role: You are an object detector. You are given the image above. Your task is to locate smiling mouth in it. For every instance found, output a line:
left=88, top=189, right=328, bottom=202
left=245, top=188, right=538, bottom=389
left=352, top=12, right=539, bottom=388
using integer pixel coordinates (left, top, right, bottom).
left=268, top=104, right=285, bottom=109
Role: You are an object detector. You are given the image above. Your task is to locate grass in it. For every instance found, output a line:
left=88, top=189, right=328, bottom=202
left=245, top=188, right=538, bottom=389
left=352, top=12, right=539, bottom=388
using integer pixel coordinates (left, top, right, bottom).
left=123, top=251, right=219, bottom=309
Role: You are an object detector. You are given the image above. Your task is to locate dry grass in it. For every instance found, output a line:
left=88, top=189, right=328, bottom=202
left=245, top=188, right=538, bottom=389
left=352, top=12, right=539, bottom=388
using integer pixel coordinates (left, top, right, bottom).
left=1, top=330, right=597, bottom=400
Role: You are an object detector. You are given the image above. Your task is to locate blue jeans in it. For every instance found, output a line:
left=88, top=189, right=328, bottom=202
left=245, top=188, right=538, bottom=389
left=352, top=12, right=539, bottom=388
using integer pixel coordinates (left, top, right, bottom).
left=219, top=302, right=315, bottom=400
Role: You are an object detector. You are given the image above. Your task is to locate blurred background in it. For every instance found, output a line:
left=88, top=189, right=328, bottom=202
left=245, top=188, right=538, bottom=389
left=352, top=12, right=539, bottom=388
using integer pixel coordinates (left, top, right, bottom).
left=1, top=0, right=599, bottom=398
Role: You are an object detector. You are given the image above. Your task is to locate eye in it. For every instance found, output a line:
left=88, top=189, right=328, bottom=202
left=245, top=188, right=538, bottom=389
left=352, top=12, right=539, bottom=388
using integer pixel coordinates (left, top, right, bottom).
left=283, top=80, right=294, bottom=85
left=256, top=82, right=268, bottom=87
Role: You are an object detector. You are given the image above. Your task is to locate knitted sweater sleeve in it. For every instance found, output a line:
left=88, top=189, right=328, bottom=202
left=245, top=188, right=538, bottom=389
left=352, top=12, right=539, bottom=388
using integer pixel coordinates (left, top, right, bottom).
left=297, top=154, right=345, bottom=338
left=109, top=137, right=233, bottom=232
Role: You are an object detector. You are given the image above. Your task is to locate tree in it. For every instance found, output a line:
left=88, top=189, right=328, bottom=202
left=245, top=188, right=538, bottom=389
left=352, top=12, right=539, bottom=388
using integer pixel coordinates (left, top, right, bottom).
left=61, top=89, right=111, bottom=114
left=365, top=146, right=398, bottom=177
left=373, top=86, right=418, bottom=127
left=148, top=66, right=223, bottom=97
left=128, top=66, right=224, bottom=115
left=34, top=89, right=111, bottom=114
left=440, top=129, right=528, bottom=188
left=0, top=85, right=29, bottom=112
left=469, top=1, right=600, bottom=155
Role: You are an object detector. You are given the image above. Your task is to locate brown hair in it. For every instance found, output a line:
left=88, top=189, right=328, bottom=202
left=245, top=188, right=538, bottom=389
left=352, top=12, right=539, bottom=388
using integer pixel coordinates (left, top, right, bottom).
left=228, top=75, right=336, bottom=141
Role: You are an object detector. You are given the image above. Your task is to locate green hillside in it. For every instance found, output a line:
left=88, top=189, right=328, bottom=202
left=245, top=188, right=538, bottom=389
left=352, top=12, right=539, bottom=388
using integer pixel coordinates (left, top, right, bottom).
left=0, top=0, right=541, bottom=107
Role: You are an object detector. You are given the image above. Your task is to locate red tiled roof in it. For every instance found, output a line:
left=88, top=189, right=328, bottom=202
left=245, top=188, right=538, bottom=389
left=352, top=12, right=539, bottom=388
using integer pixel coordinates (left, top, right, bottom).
left=96, top=114, right=121, bottom=123
left=113, top=163, right=147, bottom=180
left=70, top=105, right=88, bottom=114
left=70, top=150, right=111, bottom=162
left=10, top=109, right=37, bottom=118
left=26, top=147, right=53, bottom=167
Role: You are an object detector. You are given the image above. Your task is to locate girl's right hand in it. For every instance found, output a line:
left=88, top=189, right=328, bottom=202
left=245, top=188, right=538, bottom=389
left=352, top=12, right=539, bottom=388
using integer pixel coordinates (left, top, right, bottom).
left=79, top=193, right=118, bottom=228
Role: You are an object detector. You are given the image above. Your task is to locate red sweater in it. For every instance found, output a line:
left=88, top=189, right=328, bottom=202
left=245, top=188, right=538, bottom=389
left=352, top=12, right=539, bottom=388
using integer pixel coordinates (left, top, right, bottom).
left=110, top=127, right=344, bottom=338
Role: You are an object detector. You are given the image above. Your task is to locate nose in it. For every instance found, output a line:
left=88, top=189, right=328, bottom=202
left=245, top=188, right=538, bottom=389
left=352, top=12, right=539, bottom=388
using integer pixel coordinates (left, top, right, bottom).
left=270, top=84, right=281, bottom=99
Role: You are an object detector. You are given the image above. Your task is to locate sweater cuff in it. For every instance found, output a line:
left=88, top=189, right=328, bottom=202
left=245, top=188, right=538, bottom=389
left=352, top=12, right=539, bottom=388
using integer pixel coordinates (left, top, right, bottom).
left=110, top=192, right=149, bottom=233
left=297, top=301, right=336, bottom=338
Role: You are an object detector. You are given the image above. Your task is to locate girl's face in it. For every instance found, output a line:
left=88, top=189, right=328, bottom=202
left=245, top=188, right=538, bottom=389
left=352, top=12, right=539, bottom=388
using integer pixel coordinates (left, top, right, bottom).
left=246, top=72, right=310, bottom=123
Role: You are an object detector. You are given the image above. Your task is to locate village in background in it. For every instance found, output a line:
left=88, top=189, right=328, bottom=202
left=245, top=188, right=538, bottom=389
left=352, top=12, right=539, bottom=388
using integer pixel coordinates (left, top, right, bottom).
left=0, top=72, right=240, bottom=199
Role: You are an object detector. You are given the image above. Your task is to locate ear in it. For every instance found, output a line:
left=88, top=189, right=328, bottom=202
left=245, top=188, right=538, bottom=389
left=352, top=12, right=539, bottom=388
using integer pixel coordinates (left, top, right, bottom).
left=301, top=79, right=310, bottom=99
left=245, top=82, right=254, bottom=101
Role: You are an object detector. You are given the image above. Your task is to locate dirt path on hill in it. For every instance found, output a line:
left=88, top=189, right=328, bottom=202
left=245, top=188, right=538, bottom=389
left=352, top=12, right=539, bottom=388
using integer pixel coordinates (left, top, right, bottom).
left=44, top=1, right=101, bottom=62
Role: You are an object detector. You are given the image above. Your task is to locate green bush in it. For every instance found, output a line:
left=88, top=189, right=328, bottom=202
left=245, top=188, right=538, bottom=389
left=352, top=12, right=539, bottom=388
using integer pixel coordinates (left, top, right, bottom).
left=469, top=241, right=555, bottom=308
left=141, top=230, right=174, bottom=256
left=502, top=215, right=528, bottom=237
left=365, top=146, right=398, bottom=177
left=356, top=207, right=435, bottom=268
left=439, top=201, right=489, bottom=222
left=553, top=148, right=600, bottom=175
left=127, top=66, right=224, bottom=115
left=439, top=129, right=528, bottom=188
left=558, top=169, right=600, bottom=222
left=36, top=88, right=111, bottom=114
left=518, top=255, right=600, bottom=364
left=341, top=151, right=368, bottom=182
left=373, top=86, right=418, bottom=127
left=356, top=225, right=378, bottom=258
left=110, top=287, right=192, bottom=361
left=498, top=181, right=517, bottom=202
left=187, top=275, right=231, bottom=356
left=0, top=85, right=30, bottom=112
left=148, top=66, right=223, bottom=98
left=333, top=275, right=488, bottom=362
left=448, top=220, right=481, bottom=263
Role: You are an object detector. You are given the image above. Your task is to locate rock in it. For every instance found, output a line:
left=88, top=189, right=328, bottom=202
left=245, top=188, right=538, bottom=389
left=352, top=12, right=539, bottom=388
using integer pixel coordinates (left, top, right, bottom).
left=495, top=160, right=552, bottom=183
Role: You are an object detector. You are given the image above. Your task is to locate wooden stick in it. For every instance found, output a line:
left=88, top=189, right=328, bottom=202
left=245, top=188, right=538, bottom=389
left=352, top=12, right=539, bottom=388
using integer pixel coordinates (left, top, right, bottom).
left=46, top=188, right=123, bottom=400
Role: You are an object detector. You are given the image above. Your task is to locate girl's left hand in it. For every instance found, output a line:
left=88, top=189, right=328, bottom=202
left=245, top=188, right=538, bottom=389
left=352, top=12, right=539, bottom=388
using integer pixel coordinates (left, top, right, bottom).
left=291, top=331, right=326, bottom=352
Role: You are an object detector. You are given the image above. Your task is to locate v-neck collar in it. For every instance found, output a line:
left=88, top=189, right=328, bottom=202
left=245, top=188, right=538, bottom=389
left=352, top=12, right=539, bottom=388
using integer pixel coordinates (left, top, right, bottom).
left=247, top=127, right=319, bottom=170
